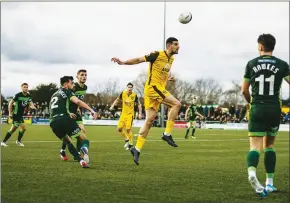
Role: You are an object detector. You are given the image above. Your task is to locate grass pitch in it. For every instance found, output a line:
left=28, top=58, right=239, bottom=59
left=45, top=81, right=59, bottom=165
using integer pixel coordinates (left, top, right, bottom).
left=1, top=125, right=289, bottom=203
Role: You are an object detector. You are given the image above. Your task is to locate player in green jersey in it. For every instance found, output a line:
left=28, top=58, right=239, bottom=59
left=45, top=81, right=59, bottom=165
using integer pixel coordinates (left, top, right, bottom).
left=60, top=70, right=89, bottom=162
left=1, top=83, right=36, bottom=147
left=184, top=96, right=204, bottom=139
left=242, top=34, right=290, bottom=197
left=49, top=76, right=97, bottom=168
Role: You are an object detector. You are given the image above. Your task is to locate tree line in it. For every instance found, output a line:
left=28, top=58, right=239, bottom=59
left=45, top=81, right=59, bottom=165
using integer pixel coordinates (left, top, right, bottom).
left=1, top=73, right=289, bottom=108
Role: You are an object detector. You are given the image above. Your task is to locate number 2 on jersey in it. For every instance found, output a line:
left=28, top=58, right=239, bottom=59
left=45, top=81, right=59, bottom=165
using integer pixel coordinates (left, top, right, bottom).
left=50, top=97, right=58, bottom=109
left=255, top=75, right=274, bottom=95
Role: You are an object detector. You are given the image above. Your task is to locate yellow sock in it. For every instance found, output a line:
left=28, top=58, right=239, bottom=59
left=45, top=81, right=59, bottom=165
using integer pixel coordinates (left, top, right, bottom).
left=127, top=131, right=133, bottom=145
left=120, top=130, right=129, bottom=140
left=165, top=120, right=175, bottom=135
left=135, top=136, right=146, bottom=151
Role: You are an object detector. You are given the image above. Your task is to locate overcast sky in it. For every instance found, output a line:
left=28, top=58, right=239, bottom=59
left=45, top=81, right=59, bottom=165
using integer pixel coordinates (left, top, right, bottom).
left=1, top=2, right=289, bottom=99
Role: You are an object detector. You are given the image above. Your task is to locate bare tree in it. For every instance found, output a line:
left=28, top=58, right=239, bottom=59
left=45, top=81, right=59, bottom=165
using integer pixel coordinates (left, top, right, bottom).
left=222, top=81, right=244, bottom=106
left=176, top=80, right=196, bottom=103
left=84, top=93, right=98, bottom=105
left=95, top=78, right=121, bottom=104
left=132, top=74, right=222, bottom=106
left=132, top=72, right=147, bottom=97
left=193, top=78, right=223, bottom=105
left=166, top=78, right=195, bottom=104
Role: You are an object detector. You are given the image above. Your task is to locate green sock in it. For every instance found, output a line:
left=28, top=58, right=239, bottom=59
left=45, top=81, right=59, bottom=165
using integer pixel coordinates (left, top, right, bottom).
left=3, top=131, right=12, bottom=142
left=185, top=128, right=190, bottom=137
left=191, top=128, right=196, bottom=137
left=82, top=139, right=90, bottom=149
left=17, top=129, right=26, bottom=142
left=61, top=142, right=67, bottom=150
left=264, top=148, right=276, bottom=175
left=247, top=150, right=260, bottom=174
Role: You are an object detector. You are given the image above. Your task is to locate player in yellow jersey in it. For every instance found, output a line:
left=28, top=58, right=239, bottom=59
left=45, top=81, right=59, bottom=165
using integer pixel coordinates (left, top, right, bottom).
left=111, top=37, right=181, bottom=165
left=110, top=83, right=142, bottom=150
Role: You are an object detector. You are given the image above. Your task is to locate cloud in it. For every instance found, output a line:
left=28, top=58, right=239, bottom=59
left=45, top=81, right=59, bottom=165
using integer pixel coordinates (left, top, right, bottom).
left=1, top=2, right=289, bottom=99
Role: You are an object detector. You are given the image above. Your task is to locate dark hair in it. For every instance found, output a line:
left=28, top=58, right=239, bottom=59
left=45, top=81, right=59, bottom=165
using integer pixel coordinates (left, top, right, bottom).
left=257, top=34, right=276, bottom=52
left=60, top=76, right=74, bottom=86
left=166, top=37, right=178, bottom=46
left=21, top=83, right=28, bottom=87
left=77, top=69, right=87, bottom=75
left=127, top=82, right=133, bottom=87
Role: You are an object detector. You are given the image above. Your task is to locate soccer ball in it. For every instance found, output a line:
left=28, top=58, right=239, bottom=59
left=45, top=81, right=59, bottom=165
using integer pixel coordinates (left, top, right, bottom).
left=178, top=12, right=192, bottom=24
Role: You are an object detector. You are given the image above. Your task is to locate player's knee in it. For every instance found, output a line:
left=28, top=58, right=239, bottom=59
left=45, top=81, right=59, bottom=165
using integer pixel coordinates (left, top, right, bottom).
left=10, top=127, right=17, bottom=133
left=126, top=129, right=131, bottom=134
left=21, top=126, right=27, bottom=131
left=117, top=128, right=123, bottom=133
left=250, top=145, right=263, bottom=152
left=173, top=100, right=181, bottom=109
left=79, top=135, right=86, bottom=141
left=264, top=143, right=274, bottom=149
left=145, top=119, right=154, bottom=126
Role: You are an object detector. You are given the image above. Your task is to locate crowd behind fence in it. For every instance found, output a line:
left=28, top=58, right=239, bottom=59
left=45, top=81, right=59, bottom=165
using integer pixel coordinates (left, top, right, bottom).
left=1, top=101, right=289, bottom=125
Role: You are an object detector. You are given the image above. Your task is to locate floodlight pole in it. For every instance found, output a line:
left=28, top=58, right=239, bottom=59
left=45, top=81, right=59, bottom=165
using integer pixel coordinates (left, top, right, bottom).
left=161, top=1, right=166, bottom=128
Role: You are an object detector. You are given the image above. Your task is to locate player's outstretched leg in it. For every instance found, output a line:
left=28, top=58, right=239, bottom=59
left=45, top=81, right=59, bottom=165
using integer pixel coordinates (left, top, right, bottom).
left=1, top=125, right=18, bottom=147
left=161, top=96, right=181, bottom=147
left=60, top=142, right=68, bottom=161
left=63, top=136, right=88, bottom=168
left=247, top=137, right=267, bottom=197
left=130, top=109, right=156, bottom=165
left=264, top=135, right=277, bottom=193
left=79, top=136, right=90, bottom=164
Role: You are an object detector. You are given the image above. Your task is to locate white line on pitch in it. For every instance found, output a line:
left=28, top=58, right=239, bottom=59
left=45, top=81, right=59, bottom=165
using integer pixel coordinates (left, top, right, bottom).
left=12, top=138, right=289, bottom=143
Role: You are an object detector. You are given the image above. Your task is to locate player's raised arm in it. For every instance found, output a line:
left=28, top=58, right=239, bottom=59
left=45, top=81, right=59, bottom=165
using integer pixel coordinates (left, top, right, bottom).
left=111, top=57, right=145, bottom=65
left=111, top=51, right=159, bottom=65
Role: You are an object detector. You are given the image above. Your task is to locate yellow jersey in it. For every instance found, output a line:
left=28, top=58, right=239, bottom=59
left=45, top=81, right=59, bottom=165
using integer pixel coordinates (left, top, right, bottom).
left=144, top=50, right=174, bottom=88
left=119, top=90, right=138, bottom=115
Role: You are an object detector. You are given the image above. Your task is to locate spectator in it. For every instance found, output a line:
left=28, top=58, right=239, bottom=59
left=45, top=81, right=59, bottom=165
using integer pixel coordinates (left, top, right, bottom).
left=179, top=104, right=187, bottom=114
left=229, top=105, right=235, bottom=117
left=209, top=105, right=215, bottom=117
left=203, top=105, right=209, bottom=118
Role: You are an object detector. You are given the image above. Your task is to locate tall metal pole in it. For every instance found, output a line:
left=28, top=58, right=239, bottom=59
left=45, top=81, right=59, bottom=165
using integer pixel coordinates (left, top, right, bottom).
left=160, top=1, right=166, bottom=128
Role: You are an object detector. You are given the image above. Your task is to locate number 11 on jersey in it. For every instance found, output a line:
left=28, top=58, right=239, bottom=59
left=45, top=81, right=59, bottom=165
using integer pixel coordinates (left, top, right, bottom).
left=255, top=75, right=274, bottom=95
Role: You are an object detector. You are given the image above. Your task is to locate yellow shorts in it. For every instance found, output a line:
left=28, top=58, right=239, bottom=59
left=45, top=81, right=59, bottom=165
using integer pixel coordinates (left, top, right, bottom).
left=144, top=85, right=171, bottom=111
left=117, top=115, right=134, bottom=130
